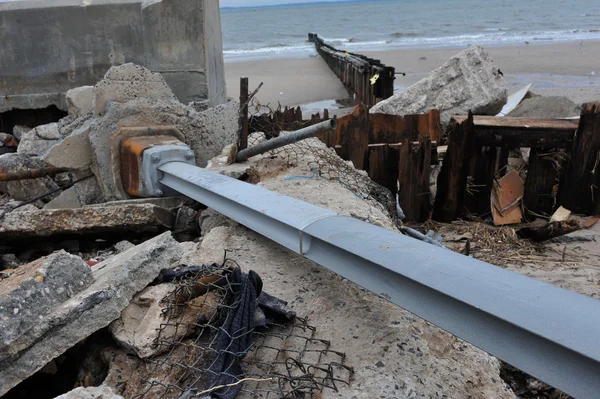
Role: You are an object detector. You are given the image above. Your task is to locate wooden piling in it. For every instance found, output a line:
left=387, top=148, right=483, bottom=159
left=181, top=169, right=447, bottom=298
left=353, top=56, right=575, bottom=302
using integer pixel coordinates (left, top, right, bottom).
left=433, top=112, right=475, bottom=222
left=464, top=146, right=497, bottom=217
left=558, top=103, right=600, bottom=215
left=340, top=104, right=369, bottom=170
left=368, top=144, right=400, bottom=194
left=239, top=77, right=249, bottom=150
left=397, top=138, right=432, bottom=222
left=524, top=148, right=562, bottom=216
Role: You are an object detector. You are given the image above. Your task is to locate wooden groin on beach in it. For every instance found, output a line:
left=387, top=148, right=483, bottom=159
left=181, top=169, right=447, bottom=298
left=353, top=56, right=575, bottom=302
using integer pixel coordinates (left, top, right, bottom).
left=308, top=33, right=395, bottom=108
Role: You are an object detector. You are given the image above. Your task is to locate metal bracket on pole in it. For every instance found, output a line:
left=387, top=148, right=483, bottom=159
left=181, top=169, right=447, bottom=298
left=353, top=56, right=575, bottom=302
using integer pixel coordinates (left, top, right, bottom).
left=156, top=161, right=600, bottom=399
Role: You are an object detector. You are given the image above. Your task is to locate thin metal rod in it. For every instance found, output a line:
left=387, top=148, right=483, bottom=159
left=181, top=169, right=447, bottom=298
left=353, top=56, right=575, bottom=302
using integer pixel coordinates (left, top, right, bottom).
left=236, top=119, right=336, bottom=162
left=158, top=162, right=600, bottom=399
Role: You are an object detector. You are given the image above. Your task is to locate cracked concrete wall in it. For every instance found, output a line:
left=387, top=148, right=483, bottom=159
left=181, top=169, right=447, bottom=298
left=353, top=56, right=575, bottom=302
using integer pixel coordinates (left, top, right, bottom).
left=0, top=0, right=226, bottom=113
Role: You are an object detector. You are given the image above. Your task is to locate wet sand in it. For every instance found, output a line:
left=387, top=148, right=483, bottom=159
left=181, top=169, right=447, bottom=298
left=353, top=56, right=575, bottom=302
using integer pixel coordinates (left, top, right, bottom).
left=224, top=40, right=600, bottom=110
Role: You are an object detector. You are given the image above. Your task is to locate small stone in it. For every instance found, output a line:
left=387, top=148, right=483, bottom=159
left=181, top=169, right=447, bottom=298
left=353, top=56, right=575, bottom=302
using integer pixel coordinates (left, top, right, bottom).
left=375, top=361, right=385, bottom=368
left=114, top=240, right=135, bottom=253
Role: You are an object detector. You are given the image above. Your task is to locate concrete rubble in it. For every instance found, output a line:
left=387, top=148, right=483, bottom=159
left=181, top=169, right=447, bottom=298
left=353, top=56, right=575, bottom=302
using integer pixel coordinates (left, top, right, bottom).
left=0, top=34, right=594, bottom=398
left=0, top=232, right=181, bottom=396
left=0, top=204, right=175, bottom=239
left=370, top=45, right=508, bottom=127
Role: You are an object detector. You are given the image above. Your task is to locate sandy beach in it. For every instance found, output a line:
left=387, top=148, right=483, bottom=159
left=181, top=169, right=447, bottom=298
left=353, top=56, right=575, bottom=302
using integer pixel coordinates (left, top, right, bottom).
left=225, top=40, right=600, bottom=112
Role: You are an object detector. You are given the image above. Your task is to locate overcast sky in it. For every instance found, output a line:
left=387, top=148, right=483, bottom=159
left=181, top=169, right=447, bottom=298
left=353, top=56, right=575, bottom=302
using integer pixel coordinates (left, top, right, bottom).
left=220, top=0, right=345, bottom=7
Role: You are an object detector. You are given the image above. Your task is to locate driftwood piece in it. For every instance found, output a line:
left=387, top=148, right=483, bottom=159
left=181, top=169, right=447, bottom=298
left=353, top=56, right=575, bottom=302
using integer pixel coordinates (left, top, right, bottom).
left=558, top=103, right=600, bottom=215
left=433, top=112, right=475, bottom=222
left=517, top=220, right=581, bottom=242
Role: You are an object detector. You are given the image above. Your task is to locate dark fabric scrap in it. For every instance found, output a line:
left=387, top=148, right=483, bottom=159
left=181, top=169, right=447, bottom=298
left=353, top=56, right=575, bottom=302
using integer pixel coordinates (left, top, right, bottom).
left=206, top=268, right=296, bottom=399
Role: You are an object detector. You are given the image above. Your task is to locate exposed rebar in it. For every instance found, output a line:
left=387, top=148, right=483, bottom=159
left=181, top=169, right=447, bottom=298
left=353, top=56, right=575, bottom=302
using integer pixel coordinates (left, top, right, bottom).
left=236, top=119, right=336, bottom=162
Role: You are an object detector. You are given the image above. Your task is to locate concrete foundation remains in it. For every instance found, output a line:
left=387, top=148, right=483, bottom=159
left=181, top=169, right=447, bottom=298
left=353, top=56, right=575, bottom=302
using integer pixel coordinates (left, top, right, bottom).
left=0, top=0, right=227, bottom=113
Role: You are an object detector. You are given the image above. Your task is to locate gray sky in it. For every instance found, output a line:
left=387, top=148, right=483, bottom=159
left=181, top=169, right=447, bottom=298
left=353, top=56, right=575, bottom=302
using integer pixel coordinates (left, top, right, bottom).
left=220, top=0, right=344, bottom=7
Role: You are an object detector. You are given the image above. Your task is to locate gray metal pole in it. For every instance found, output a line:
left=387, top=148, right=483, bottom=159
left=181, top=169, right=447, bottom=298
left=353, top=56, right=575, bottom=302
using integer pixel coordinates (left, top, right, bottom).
left=236, top=119, right=336, bottom=162
left=158, top=161, right=600, bottom=399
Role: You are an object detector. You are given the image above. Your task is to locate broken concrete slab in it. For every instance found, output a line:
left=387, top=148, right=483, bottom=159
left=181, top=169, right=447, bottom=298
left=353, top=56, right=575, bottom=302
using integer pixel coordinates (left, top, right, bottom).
left=84, top=196, right=192, bottom=210
left=43, top=187, right=82, bottom=209
left=0, top=251, right=94, bottom=360
left=0, top=203, right=174, bottom=239
left=0, top=232, right=181, bottom=396
left=370, top=45, right=507, bottom=128
left=88, top=98, right=238, bottom=200
left=66, top=86, right=94, bottom=117
left=41, top=119, right=94, bottom=171
left=54, top=386, right=124, bottom=399
left=93, top=63, right=178, bottom=116
left=0, top=153, right=60, bottom=202
left=109, top=284, right=219, bottom=358
left=45, top=177, right=103, bottom=209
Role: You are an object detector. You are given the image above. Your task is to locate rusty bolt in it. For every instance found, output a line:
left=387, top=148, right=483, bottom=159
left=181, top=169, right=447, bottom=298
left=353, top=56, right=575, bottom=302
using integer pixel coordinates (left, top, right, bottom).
left=154, top=188, right=164, bottom=197
left=151, top=153, right=161, bottom=163
left=184, top=150, right=194, bottom=160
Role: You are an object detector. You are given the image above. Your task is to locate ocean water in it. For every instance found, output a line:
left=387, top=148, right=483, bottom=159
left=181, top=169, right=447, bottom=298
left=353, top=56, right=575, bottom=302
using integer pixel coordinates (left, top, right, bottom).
left=221, top=0, right=600, bottom=61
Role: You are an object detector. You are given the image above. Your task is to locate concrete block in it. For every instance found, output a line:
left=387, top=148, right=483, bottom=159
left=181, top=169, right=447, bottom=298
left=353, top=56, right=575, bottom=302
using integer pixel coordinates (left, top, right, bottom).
left=88, top=98, right=238, bottom=200
left=0, top=203, right=175, bottom=239
left=66, top=86, right=94, bottom=117
left=0, top=0, right=226, bottom=113
left=370, top=45, right=507, bottom=128
left=93, top=64, right=178, bottom=116
left=109, top=284, right=218, bottom=358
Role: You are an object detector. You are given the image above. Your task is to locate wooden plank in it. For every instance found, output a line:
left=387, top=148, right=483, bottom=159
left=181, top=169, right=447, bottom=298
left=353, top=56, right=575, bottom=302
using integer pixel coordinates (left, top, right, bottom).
left=368, top=144, right=399, bottom=193
left=397, top=138, right=432, bottom=222
left=340, top=104, right=369, bottom=170
left=451, top=115, right=577, bottom=148
left=558, top=103, right=600, bottom=215
left=464, top=146, right=497, bottom=216
left=523, top=148, right=562, bottom=216
left=433, top=112, right=475, bottom=222
left=238, top=77, right=249, bottom=150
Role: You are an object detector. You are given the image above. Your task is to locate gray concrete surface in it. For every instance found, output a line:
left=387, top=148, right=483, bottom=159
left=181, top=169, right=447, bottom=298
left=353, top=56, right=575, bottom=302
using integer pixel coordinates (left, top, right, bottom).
left=0, top=0, right=226, bottom=113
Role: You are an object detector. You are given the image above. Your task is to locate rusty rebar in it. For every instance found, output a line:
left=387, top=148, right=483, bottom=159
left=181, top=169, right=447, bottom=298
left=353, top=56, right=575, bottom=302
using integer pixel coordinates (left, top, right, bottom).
left=0, top=167, right=68, bottom=182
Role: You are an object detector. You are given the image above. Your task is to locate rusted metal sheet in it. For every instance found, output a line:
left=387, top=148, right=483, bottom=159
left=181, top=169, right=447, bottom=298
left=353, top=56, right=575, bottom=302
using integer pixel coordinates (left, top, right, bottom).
left=120, top=135, right=183, bottom=197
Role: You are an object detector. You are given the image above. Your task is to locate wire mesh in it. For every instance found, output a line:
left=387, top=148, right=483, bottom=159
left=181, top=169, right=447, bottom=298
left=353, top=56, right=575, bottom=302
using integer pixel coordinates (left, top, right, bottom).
left=131, top=261, right=353, bottom=399
left=246, top=97, right=397, bottom=221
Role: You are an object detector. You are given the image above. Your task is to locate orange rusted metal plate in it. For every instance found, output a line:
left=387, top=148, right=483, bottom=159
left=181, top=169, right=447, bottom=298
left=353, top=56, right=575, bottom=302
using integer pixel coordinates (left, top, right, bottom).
left=492, top=170, right=525, bottom=225
left=120, top=135, right=183, bottom=197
